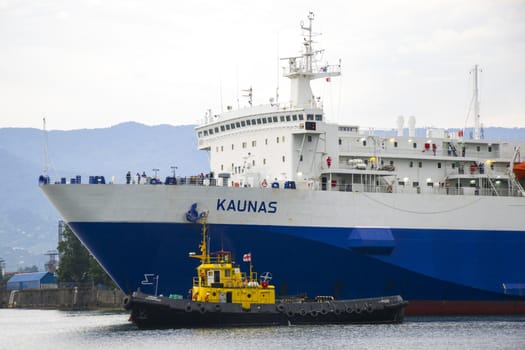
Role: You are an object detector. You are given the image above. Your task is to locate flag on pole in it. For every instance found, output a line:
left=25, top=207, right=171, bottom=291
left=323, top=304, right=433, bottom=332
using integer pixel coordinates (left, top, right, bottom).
left=243, top=253, right=251, bottom=262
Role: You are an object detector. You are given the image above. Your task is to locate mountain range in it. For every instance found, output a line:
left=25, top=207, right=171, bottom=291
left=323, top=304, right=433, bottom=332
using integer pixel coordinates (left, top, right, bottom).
left=0, top=122, right=523, bottom=272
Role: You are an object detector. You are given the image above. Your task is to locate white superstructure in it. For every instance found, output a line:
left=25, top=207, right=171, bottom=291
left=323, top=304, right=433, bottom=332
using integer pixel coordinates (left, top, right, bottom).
left=196, top=13, right=524, bottom=198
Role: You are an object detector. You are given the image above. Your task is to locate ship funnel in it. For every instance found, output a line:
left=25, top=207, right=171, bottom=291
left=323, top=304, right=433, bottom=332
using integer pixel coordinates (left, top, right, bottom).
left=396, top=115, right=404, bottom=137
left=408, top=116, right=416, bottom=137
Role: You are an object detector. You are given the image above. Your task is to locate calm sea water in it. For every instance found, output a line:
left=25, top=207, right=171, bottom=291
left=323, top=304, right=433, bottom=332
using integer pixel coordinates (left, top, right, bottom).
left=0, top=309, right=524, bottom=350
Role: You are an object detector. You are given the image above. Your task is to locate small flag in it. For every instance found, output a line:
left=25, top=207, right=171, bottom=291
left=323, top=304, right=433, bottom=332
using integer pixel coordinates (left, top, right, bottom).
left=243, top=253, right=251, bottom=262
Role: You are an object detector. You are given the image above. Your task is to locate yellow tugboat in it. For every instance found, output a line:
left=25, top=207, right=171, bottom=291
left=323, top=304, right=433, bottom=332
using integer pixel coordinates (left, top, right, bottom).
left=124, top=214, right=408, bottom=328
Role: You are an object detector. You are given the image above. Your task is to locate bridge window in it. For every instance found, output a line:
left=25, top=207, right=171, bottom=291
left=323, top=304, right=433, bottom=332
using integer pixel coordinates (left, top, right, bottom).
left=231, top=123, right=235, bottom=129
left=225, top=124, right=230, bottom=130
left=292, top=115, right=297, bottom=121
left=246, top=120, right=251, bottom=125
left=273, top=116, right=278, bottom=122
left=262, top=118, right=267, bottom=124
left=257, top=118, right=262, bottom=124
left=236, top=122, right=240, bottom=128
left=241, top=121, right=246, bottom=127
left=214, top=127, right=219, bottom=133
left=221, top=125, right=225, bottom=131
left=280, top=116, right=285, bottom=122
left=315, top=114, right=322, bottom=121
left=298, top=114, right=304, bottom=120
left=307, top=114, right=314, bottom=120
left=286, top=115, right=291, bottom=121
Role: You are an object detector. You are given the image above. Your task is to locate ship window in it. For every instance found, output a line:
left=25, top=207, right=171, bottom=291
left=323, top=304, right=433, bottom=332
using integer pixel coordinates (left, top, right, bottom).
left=315, top=114, right=322, bottom=121
left=286, top=115, right=291, bottom=121
left=236, top=122, right=240, bottom=128
left=308, top=135, right=312, bottom=142
left=307, top=114, right=314, bottom=120
left=273, top=116, right=278, bottom=122
left=488, top=145, right=492, bottom=152
left=282, top=156, right=285, bottom=162
left=437, top=162, right=441, bottom=168
left=262, top=118, right=267, bottom=124
left=198, top=131, right=202, bottom=137
left=292, top=115, right=297, bottom=121
left=362, top=140, right=367, bottom=146
left=268, top=117, right=273, bottom=123
left=282, top=136, right=285, bottom=142
left=413, top=142, right=417, bottom=148
left=225, top=269, right=230, bottom=277
left=412, top=181, right=419, bottom=187
left=246, top=119, right=251, bottom=125
left=409, top=161, right=413, bottom=168
left=280, top=116, right=285, bottom=122
left=276, top=137, right=279, bottom=143
left=298, top=114, right=304, bottom=120
left=231, top=123, right=235, bottom=129
left=252, top=119, right=256, bottom=125
left=263, top=158, right=266, bottom=165
left=221, top=125, right=225, bottom=131
left=214, top=127, right=219, bottom=133
left=300, top=155, right=303, bottom=161
left=242, top=142, right=247, bottom=148
left=208, top=129, right=213, bottom=135
left=241, top=121, right=246, bottom=127
left=203, top=130, right=208, bottom=136
left=257, top=118, right=262, bottom=124
left=477, top=146, right=481, bottom=152
left=265, top=138, right=268, bottom=145
left=252, top=140, right=256, bottom=147
left=225, top=124, right=230, bottom=130
left=252, top=160, right=255, bottom=166
left=418, top=161, right=422, bottom=168
left=221, top=164, right=224, bottom=171
left=338, top=138, right=342, bottom=145
left=232, top=144, right=234, bottom=150
left=390, top=160, right=394, bottom=165
left=452, top=163, right=456, bottom=169
left=394, top=141, right=398, bottom=147
left=221, top=145, right=224, bottom=151
left=381, top=160, right=384, bottom=165
left=216, top=146, right=219, bottom=152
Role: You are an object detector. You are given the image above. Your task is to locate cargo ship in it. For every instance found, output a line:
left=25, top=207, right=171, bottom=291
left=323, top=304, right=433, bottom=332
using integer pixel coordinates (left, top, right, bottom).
left=39, top=12, right=525, bottom=315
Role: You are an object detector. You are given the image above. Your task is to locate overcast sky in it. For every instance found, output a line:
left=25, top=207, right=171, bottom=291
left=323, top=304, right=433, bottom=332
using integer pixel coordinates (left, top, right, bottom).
left=1, top=0, right=524, bottom=131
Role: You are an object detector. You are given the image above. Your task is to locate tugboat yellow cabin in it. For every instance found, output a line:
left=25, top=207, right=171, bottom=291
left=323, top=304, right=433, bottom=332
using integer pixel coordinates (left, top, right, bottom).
left=189, top=221, right=275, bottom=310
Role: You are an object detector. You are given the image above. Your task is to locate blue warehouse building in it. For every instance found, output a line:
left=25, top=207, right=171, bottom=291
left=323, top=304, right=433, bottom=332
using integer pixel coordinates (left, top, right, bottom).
left=6, top=272, right=57, bottom=290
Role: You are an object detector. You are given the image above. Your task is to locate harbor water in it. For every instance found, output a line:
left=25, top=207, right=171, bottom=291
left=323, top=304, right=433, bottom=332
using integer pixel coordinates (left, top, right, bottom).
left=0, top=309, right=524, bottom=350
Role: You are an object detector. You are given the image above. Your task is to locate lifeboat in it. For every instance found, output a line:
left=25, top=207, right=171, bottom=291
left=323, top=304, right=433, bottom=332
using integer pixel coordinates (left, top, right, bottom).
left=513, top=162, right=525, bottom=180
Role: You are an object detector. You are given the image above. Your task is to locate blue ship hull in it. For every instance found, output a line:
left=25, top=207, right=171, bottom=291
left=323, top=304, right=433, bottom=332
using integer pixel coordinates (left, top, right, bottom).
left=69, top=221, right=525, bottom=314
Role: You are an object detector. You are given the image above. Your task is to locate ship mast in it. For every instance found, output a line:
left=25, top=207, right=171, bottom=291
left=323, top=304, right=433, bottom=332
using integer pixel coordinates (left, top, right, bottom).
left=282, top=12, right=341, bottom=108
left=472, top=64, right=481, bottom=140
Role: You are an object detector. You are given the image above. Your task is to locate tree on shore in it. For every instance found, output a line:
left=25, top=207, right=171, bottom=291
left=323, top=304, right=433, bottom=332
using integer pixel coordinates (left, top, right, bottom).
left=57, top=225, right=115, bottom=288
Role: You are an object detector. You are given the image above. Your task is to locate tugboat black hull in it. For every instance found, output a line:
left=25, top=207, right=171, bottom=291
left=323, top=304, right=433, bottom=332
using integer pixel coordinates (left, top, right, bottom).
left=124, top=292, right=408, bottom=329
